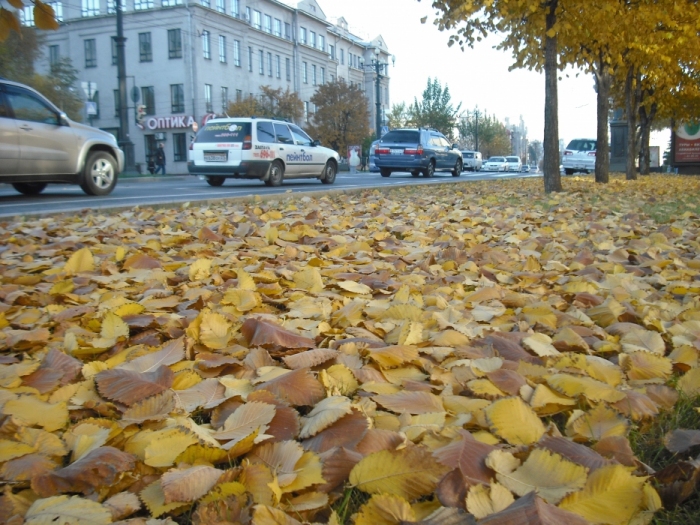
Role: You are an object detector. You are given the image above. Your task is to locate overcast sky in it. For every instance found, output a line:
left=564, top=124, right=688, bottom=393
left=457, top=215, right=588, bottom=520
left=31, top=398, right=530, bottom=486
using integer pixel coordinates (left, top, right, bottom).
left=309, top=0, right=668, bottom=151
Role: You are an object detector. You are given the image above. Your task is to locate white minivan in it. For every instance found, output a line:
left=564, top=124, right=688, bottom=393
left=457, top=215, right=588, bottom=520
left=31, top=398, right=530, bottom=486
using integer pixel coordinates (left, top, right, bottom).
left=460, top=150, right=482, bottom=171
left=562, top=138, right=596, bottom=175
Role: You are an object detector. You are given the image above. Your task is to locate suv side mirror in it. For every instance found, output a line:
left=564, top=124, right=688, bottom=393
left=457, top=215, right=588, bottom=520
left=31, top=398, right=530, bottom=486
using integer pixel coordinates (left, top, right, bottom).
left=59, top=113, right=70, bottom=126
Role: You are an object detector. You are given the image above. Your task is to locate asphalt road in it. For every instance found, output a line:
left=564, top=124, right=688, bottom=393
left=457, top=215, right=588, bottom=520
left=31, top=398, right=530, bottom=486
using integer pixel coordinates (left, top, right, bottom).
left=0, top=169, right=541, bottom=219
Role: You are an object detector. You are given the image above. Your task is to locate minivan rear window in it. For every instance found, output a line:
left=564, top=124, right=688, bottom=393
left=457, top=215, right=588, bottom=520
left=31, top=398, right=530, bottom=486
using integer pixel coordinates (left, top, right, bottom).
left=197, top=121, right=251, bottom=142
left=381, top=130, right=420, bottom=143
left=566, top=139, right=596, bottom=151
left=463, top=152, right=474, bottom=158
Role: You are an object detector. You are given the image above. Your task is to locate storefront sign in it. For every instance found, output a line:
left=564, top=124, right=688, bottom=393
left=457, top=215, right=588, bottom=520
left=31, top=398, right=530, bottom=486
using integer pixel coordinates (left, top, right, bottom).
left=674, top=121, right=700, bottom=163
left=145, top=115, right=196, bottom=130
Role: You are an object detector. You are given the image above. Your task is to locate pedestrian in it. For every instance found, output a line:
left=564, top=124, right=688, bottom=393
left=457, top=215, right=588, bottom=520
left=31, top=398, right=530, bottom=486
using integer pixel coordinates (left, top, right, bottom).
left=154, top=143, right=166, bottom=175
left=147, top=156, right=155, bottom=174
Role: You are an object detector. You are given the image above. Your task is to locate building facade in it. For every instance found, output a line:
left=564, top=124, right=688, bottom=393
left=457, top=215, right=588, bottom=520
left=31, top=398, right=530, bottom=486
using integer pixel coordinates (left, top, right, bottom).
left=26, top=0, right=392, bottom=172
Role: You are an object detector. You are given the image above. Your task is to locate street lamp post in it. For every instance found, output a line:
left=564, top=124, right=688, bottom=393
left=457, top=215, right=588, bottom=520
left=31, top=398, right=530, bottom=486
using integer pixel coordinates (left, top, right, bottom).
left=116, top=0, right=135, bottom=171
left=366, top=48, right=394, bottom=138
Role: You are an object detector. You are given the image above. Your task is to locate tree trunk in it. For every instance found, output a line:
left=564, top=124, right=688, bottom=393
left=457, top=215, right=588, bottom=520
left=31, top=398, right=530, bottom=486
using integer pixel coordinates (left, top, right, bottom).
left=594, top=56, right=610, bottom=184
left=543, top=0, right=562, bottom=193
left=624, top=66, right=639, bottom=180
left=638, top=101, right=656, bottom=175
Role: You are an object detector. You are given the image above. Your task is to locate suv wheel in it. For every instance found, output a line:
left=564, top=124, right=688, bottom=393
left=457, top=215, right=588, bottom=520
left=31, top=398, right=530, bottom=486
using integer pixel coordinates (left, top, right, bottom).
left=423, top=161, right=435, bottom=178
left=265, top=160, right=284, bottom=186
left=207, top=176, right=225, bottom=186
left=80, top=151, right=118, bottom=196
left=321, top=160, right=337, bottom=184
left=452, top=159, right=462, bottom=177
left=13, top=182, right=47, bottom=195
left=380, top=168, right=391, bottom=178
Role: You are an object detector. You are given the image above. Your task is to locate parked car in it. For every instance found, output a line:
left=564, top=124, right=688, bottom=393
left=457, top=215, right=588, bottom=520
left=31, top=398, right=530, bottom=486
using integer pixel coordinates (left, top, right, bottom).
left=460, top=150, right=482, bottom=171
left=506, top=156, right=522, bottom=172
left=0, top=78, right=124, bottom=196
left=530, top=164, right=538, bottom=172
left=374, top=128, right=462, bottom=178
left=522, top=164, right=530, bottom=173
left=368, top=140, right=379, bottom=172
left=562, top=138, right=596, bottom=174
left=483, top=156, right=508, bottom=171
left=188, top=117, right=339, bottom=186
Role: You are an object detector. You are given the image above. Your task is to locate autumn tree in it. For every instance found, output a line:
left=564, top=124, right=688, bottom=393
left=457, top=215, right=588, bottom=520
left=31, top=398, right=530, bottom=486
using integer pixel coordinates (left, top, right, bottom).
left=457, top=109, right=510, bottom=157
left=30, top=57, right=84, bottom=121
left=0, top=1, right=58, bottom=42
left=407, top=77, right=460, bottom=139
left=386, top=102, right=410, bottom=130
left=307, top=79, right=370, bottom=155
left=258, top=86, right=303, bottom=122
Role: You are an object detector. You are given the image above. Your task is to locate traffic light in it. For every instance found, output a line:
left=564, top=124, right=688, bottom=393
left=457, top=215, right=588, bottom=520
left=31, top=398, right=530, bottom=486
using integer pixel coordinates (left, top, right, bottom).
left=136, top=104, right=146, bottom=124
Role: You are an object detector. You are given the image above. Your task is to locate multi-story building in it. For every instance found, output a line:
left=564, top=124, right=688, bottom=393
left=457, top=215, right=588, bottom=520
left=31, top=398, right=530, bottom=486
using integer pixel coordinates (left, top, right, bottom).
left=25, top=0, right=392, bottom=172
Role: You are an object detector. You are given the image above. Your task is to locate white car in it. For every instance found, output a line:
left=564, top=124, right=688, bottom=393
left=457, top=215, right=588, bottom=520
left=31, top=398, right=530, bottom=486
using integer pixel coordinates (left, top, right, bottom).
left=188, top=117, right=340, bottom=186
left=461, top=150, right=482, bottom=171
left=483, top=156, right=508, bottom=171
left=506, top=156, right=522, bottom=172
left=562, top=138, right=596, bottom=175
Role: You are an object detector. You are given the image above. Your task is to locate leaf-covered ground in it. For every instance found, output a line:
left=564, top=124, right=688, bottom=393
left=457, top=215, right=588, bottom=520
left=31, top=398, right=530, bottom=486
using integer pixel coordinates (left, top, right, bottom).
left=1, top=174, right=699, bottom=525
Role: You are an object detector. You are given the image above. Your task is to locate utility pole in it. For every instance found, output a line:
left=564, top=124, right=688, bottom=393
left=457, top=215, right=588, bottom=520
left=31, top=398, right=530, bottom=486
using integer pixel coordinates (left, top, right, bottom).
left=474, top=107, right=479, bottom=152
left=116, top=0, right=135, bottom=171
left=366, top=48, right=394, bottom=138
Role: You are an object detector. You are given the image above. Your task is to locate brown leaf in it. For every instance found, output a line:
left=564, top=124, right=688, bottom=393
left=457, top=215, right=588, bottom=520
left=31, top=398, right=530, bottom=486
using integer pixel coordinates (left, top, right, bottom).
left=255, top=368, right=325, bottom=406
left=537, top=435, right=612, bottom=471
left=240, top=317, right=315, bottom=349
left=591, top=436, right=637, bottom=467
left=0, top=453, right=57, bottom=481
left=478, top=491, right=589, bottom=525
left=122, top=253, right=163, bottom=270
left=651, top=460, right=700, bottom=508
left=302, top=408, right=369, bottom=453
left=121, top=390, right=176, bottom=424
left=483, top=334, right=543, bottom=365
left=486, top=369, right=527, bottom=396
left=32, top=446, right=135, bottom=497
left=373, top=391, right=444, bottom=415
left=317, top=446, right=364, bottom=493
left=664, top=429, right=700, bottom=454
left=118, top=337, right=185, bottom=373
left=161, top=465, right=223, bottom=504
left=436, top=468, right=468, bottom=509
left=95, top=365, right=174, bottom=406
left=407, top=506, right=477, bottom=525
left=433, top=429, right=498, bottom=486
left=356, top=429, right=405, bottom=456
left=282, top=348, right=338, bottom=369
left=248, top=391, right=300, bottom=442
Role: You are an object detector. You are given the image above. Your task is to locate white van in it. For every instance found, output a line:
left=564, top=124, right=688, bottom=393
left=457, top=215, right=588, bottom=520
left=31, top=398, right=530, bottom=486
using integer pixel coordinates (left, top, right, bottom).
left=461, top=151, right=482, bottom=171
left=562, top=138, right=596, bottom=175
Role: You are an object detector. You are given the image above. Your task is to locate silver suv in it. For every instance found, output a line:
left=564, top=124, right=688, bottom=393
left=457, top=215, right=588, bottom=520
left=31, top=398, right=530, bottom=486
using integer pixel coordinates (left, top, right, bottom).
left=188, top=117, right=340, bottom=186
left=0, top=78, right=124, bottom=196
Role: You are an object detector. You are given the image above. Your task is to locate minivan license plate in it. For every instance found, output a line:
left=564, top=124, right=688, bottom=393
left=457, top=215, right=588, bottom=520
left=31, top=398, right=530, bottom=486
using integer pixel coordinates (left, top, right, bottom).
left=390, top=149, right=403, bottom=155
left=204, top=152, right=227, bottom=162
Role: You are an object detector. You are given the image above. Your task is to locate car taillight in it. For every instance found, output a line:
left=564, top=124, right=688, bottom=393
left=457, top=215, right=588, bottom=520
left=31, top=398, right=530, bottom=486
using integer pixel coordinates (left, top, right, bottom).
left=243, top=135, right=252, bottom=150
left=404, top=145, right=423, bottom=155
left=588, top=151, right=596, bottom=156
left=564, top=150, right=573, bottom=155
left=375, top=148, right=390, bottom=154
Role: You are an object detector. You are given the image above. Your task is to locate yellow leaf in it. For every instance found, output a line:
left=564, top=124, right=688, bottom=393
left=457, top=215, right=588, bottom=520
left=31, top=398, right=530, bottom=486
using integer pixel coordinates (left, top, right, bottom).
left=492, top=448, right=588, bottom=504
left=189, top=258, right=212, bottom=281
left=0, top=439, right=36, bottom=462
left=64, top=423, right=110, bottom=462
left=354, top=493, right=416, bottom=525
left=63, top=247, right=95, bottom=275
left=522, top=305, right=558, bottom=330
left=3, top=397, right=68, bottom=432
left=34, top=1, right=60, bottom=30
left=140, top=480, right=189, bottom=518
left=677, top=368, right=700, bottom=396
left=114, top=302, right=145, bottom=316
left=199, top=481, right=247, bottom=504
left=282, top=451, right=325, bottom=492
left=143, top=428, right=198, bottom=467
left=547, top=374, right=626, bottom=403
left=100, top=311, right=130, bottom=340
left=236, top=268, right=257, bottom=290
left=25, top=495, right=112, bottom=525
left=161, top=465, right=223, bottom=504
left=484, top=397, right=545, bottom=445
left=199, top=310, right=233, bottom=350
left=284, top=491, right=328, bottom=512
left=366, top=345, right=419, bottom=369
left=319, top=364, right=358, bottom=397
left=0, top=8, right=22, bottom=42
left=293, top=267, right=324, bottom=292
left=337, top=280, right=373, bottom=294
left=559, top=465, right=647, bottom=525
left=349, top=446, right=448, bottom=500
left=251, top=505, right=302, bottom=525
left=222, top=288, right=262, bottom=311
left=522, top=333, right=560, bottom=357
left=567, top=405, right=629, bottom=441
left=213, top=401, right=276, bottom=449
left=49, top=280, right=75, bottom=295
left=620, top=330, right=666, bottom=355
left=619, top=352, right=672, bottom=381
left=466, top=482, right=514, bottom=519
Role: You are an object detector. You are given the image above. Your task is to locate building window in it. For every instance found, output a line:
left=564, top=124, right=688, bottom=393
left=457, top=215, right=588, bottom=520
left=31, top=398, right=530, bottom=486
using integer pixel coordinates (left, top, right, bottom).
left=110, top=37, right=118, bottom=65
left=319, top=35, right=325, bottom=51
left=267, top=52, right=272, bottom=76
left=106, top=0, right=115, bottom=13
left=330, top=74, right=335, bottom=83
left=84, top=39, right=97, bottom=68
left=141, top=86, right=155, bottom=114
left=340, top=48, right=344, bottom=65
left=275, top=55, right=281, bottom=78
left=273, top=18, right=281, bottom=37
left=219, top=35, right=226, bottom=62
left=200, top=0, right=210, bottom=8
left=348, top=52, right=353, bottom=68
left=310, top=31, right=316, bottom=48
left=47, top=1, right=63, bottom=21
left=285, top=57, right=290, bottom=81
left=221, top=86, right=228, bottom=111
left=49, top=45, right=60, bottom=70
left=312, top=64, right=316, bottom=85
left=245, top=6, right=250, bottom=21
left=231, top=0, right=239, bottom=16
left=233, top=40, right=241, bottom=66
left=144, top=135, right=157, bottom=161
left=139, top=32, right=152, bottom=62
left=253, top=9, right=261, bottom=29
left=171, top=84, right=185, bottom=113
left=259, top=49, right=264, bottom=74
left=302, top=62, right=307, bottom=84
left=321, top=67, right=325, bottom=84
left=162, top=0, right=182, bottom=5
left=236, top=89, right=242, bottom=101
left=113, top=89, right=120, bottom=117
left=329, top=44, right=335, bottom=60
left=284, top=22, right=291, bottom=40
left=264, top=14, right=271, bottom=33
left=299, top=27, right=306, bottom=44
left=304, top=101, right=309, bottom=122
left=20, top=6, right=34, bottom=26
left=216, top=0, right=224, bottom=13
left=204, top=84, right=213, bottom=113
left=81, top=0, right=98, bottom=17
left=168, top=29, right=182, bottom=59
left=173, top=133, right=187, bottom=162
left=134, top=0, right=154, bottom=10
left=248, top=46, right=253, bottom=72
left=202, top=30, right=210, bottom=59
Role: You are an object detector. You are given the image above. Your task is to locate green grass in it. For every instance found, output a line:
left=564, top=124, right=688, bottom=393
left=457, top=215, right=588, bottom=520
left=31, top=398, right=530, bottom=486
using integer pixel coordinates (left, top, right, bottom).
left=629, top=394, right=700, bottom=524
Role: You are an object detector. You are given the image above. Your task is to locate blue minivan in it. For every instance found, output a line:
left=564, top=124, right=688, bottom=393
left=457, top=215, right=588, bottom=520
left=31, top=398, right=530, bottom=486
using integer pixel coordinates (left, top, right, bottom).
left=373, top=128, right=462, bottom=178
